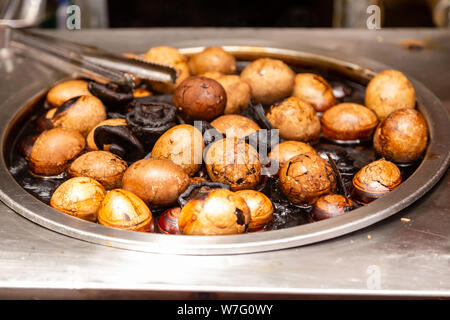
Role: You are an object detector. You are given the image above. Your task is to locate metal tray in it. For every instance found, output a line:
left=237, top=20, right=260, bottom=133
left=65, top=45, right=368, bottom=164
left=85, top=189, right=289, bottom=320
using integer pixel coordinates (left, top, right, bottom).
left=0, top=45, right=449, bottom=255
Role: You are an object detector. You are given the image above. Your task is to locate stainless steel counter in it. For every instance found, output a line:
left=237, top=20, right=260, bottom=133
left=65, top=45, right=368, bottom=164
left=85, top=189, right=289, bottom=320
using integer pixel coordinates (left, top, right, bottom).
left=0, top=28, right=449, bottom=299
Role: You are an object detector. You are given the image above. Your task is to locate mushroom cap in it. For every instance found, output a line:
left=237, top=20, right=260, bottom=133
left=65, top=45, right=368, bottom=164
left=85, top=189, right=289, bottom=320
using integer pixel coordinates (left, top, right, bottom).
left=86, top=118, right=127, bottom=151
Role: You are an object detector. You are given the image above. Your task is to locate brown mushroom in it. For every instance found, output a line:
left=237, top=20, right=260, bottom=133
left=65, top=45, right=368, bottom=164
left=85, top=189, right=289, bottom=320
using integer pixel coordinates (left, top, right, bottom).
left=86, top=118, right=127, bottom=151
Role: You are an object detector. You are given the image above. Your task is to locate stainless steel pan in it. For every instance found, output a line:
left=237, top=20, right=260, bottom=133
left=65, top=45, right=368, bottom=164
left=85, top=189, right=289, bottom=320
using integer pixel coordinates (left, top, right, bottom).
left=0, top=45, right=448, bottom=255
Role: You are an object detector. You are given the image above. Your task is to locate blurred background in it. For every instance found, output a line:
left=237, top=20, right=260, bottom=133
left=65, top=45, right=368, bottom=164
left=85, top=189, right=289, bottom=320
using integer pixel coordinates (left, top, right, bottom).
left=0, top=0, right=449, bottom=29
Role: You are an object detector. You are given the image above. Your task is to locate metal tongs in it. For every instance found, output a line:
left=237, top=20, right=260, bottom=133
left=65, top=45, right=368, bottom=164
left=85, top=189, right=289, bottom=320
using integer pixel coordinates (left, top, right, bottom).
left=8, top=28, right=177, bottom=88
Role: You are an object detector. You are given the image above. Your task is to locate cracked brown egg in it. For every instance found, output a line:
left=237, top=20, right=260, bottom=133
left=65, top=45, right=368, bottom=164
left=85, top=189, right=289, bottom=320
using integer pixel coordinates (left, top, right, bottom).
left=235, top=190, right=273, bottom=232
left=46, top=79, right=92, bottom=108
left=211, top=115, right=261, bottom=139
left=68, top=151, right=128, bottom=190
left=143, top=46, right=190, bottom=93
left=36, top=108, right=57, bottom=132
left=122, top=158, right=190, bottom=208
left=49, top=95, right=107, bottom=137
left=178, top=188, right=251, bottom=235
left=321, top=103, right=378, bottom=142
left=279, top=153, right=336, bottom=206
left=365, top=70, right=416, bottom=121
left=18, top=135, right=38, bottom=159
left=373, top=108, right=428, bottom=163
left=201, top=72, right=252, bottom=114
left=266, top=96, right=321, bottom=143
left=97, top=189, right=153, bottom=232
left=157, top=207, right=182, bottom=235
left=351, top=159, right=402, bottom=204
left=86, top=118, right=128, bottom=151
left=311, top=194, right=355, bottom=221
left=293, top=73, right=336, bottom=112
left=151, top=124, right=205, bottom=176
left=188, top=47, right=236, bottom=75
left=172, top=76, right=227, bottom=121
left=268, top=140, right=317, bottom=174
left=29, top=127, right=85, bottom=176
left=50, top=177, right=106, bottom=222
left=240, top=58, right=295, bottom=105
left=205, top=138, right=262, bottom=191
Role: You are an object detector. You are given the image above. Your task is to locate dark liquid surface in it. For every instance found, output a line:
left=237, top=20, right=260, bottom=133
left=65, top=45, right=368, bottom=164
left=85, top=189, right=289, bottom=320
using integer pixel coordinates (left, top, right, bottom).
left=6, top=62, right=421, bottom=232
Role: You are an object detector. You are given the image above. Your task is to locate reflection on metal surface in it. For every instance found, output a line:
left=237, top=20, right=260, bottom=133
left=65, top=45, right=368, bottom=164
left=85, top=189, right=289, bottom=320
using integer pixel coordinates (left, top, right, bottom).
left=0, top=45, right=449, bottom=255
left=0, top=0, right=46, bottom=28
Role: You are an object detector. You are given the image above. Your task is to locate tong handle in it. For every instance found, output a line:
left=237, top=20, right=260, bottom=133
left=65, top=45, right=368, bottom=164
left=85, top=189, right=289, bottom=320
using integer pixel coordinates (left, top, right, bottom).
left=10, top=28, right=177, bottom=86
